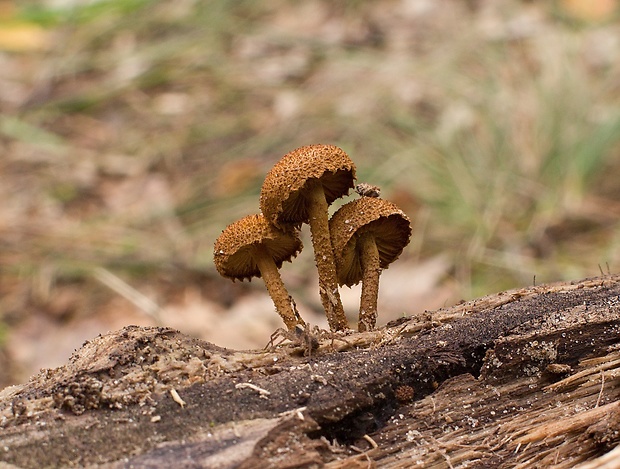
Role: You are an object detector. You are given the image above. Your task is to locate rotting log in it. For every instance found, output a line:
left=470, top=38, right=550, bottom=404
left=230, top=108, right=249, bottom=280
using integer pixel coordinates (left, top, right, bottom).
left=0, top=275, right=620, bottom=468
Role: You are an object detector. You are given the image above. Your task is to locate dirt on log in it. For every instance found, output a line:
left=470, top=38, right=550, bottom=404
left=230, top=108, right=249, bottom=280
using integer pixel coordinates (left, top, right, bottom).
left=1, top=275, right=620, bottom=468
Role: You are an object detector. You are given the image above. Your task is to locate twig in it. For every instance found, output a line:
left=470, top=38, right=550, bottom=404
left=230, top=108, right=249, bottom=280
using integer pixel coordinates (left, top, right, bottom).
left=235, top=382, right=271, bottom=398
left=595, top=370, right=605, bottom=408
left=278, top=406, right=307, bottom=421
left=170, top=389, right=186, bottom=408
left=363, top=434, right=378, bottom=449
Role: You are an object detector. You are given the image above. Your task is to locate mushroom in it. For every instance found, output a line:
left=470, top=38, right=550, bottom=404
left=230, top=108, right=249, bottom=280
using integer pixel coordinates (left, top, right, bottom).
left=260, top=144, right=356, bottom=331
left=329, top=197, right=411, bottom=332
left=213, top=214, right=304, bottom=330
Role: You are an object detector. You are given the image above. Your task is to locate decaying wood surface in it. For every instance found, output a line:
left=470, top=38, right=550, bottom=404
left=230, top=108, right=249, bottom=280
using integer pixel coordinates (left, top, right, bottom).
left=0, top=275, right=619, bottom=468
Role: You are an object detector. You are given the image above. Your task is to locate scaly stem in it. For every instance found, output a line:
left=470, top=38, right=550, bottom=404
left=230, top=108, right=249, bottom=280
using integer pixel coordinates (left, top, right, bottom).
left=306, top=181, right=348, bottom=331
left=253, top=244, right=303, bottom=330
left=358, top=231, right=380, bottom=332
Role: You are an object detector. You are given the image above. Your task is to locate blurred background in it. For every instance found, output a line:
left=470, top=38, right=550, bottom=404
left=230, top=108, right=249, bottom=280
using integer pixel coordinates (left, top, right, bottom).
left=0, top=0, right=619, bottom=387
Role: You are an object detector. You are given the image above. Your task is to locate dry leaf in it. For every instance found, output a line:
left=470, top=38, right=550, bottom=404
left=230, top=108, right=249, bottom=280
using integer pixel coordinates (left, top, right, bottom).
left=0, top=23, right=49, bottom=51
left=560, top=0, right=618, bottom=22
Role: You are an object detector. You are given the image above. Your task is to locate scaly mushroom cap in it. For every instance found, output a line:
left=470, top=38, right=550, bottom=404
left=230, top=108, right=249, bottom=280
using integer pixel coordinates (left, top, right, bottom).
left=330, top=197, right=411, bottom=287
left=213, top=214, right=302, bottom=281
left=260, top=144, right=356, bottom=227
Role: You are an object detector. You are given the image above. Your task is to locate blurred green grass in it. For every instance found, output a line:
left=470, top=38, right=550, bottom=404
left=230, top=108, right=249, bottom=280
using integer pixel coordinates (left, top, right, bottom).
left=1, top=0, right=620, bottom=342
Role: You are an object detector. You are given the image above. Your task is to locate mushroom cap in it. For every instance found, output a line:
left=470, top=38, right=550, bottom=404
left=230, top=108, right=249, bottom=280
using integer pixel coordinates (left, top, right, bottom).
left=329, top=197, right=411, bottom=287
left=260, top=144, right=356, bottom=227
left=213, top=214, right=302, bottom=281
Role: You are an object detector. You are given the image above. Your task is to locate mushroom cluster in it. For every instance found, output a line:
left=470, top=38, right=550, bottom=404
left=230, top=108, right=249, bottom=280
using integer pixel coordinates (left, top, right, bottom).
left=213, top=144, right=411, bottom=332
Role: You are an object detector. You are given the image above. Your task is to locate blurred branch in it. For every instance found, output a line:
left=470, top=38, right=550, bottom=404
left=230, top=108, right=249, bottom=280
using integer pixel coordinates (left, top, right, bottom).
left=92, top=267, right=163, bottom=324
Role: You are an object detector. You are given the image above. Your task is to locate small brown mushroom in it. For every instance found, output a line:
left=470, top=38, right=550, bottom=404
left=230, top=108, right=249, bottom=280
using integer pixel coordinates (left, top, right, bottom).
left=329, top=197, right=411, bottom=332
left=213, top=214, right=304, bottom=330
left=260, top=144, right=356, bottom=331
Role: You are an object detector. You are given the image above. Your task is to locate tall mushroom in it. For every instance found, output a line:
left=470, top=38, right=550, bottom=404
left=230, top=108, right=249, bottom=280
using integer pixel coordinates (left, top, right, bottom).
left=260, top=144, right=356, bottom=331
left=329, top=197, right=411, bottom=332
left=213, top=214, right=304, bottom=330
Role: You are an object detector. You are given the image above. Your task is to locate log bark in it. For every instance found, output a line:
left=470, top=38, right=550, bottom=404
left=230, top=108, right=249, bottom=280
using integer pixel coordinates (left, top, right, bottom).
left=1, top=275, right=620, bottom=468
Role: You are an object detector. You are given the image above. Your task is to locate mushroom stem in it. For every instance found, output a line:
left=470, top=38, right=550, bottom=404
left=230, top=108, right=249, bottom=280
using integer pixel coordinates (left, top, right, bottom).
left=252, top=243, right=304, bottom=330
left=358, top=231, right=380, bottom=332
left=306, top=181, right=348, bottom=331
